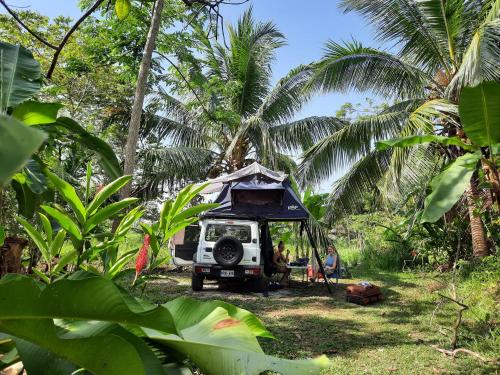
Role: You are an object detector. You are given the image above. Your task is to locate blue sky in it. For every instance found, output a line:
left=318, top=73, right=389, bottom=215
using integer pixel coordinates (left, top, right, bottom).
left=6, top=0, right=381, bottom=191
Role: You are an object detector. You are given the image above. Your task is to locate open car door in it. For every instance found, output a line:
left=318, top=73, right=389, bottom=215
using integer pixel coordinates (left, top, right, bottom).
left=171, top=224, right=200, bottom=266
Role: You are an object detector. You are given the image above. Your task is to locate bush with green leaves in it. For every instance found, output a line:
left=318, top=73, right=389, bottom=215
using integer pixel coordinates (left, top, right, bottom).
left=139, top=183, right=218, bottom=271
left=376, top=82, right=500, bottom=224
left=0, top=40, right=122, bottom=239
left=0, top=274, right=329, bottom=374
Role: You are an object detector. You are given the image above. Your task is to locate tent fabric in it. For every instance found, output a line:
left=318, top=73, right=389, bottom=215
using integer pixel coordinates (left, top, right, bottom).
left=198, top=162, right=287, bottom=194
left=201, top=163, right=309, bottom=221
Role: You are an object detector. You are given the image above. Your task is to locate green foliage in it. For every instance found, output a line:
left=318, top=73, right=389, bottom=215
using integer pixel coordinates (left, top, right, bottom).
left=140, top=183, right=219, bottom=271
left=0, top=115, right=46, bottom=187
left=0, top=41, right=41, bottom=110
left=0, top=275, right=328, bottom=374
left=37, top=171, right=138, bottom=267
left=376, top=134, right=474, bottom=151
left=54, top=117, right=123, bottom=180
left=115, top=0, right=132, bottom=20
left=421, top=153, right=481, bottom=223
left=16, top=214, right=69, bottom=282
left=460, top=81, right=500, bottom=147
left=299, top=0, right=500, bottom=227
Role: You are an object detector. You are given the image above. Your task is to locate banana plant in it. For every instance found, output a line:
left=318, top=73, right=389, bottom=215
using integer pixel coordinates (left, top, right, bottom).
left=40, top=167, right=138, bottom=266
left=87, top=205, right=145, bottom=280
left=15, top=213, right=74, bottom=283
left=0, top=274, right=329, bottom=374
left=140, top=183, right=219, bottom=271
left=376, top=81, right=500, bottom=223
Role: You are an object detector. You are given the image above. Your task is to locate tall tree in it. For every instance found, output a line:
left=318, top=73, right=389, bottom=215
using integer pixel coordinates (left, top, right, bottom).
left=139, top=8, right=342, bottom=195
left=121, top=0, right=164, bottom=199
left=299, top=0, right=500, bottom=257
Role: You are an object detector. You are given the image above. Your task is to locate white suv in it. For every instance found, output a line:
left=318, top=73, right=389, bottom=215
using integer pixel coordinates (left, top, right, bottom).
left=171, top=219, right=272, bottom=291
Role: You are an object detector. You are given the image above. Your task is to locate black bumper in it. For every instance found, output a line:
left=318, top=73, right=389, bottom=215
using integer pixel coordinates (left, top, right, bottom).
left=193, top=264, right=263, bottom=279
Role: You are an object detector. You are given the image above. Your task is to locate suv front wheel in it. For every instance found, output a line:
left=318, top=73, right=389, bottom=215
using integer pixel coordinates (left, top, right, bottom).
left=191, top=273, right=204, bottom=291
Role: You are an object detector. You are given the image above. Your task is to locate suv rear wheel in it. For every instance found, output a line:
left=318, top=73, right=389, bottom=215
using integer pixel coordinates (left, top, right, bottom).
left=191, top=273, right=204, bottom=291
left=213, top=236, right=244, bottom=266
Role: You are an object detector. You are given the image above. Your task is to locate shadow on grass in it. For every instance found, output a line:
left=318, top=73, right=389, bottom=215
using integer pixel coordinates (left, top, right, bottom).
left=258, top=315, right=414, bottom=358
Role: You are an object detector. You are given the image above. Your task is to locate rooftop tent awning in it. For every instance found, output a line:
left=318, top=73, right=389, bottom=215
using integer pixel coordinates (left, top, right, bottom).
left=200, top=163, right=309, bottom=221
left=198, top=162, right=287, bottom=194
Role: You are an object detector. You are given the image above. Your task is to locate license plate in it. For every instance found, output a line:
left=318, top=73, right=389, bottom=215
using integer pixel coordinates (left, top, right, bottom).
left=220, top=270, right=234, bottom=277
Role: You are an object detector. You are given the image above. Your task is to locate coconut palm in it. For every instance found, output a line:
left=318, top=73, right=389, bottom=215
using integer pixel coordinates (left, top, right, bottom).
left=298, top=0, right=500, bottom=257
left=138, top=8, right=343, bottom=195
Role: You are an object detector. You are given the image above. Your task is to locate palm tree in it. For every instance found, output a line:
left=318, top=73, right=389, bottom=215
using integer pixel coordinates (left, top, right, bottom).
left=138, top=8, right=343, bottom=195
left=298, top=0, right=500, bottom=257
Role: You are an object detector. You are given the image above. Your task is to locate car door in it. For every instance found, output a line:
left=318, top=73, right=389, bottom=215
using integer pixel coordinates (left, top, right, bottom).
left=171, top=224, right=200, bottom=265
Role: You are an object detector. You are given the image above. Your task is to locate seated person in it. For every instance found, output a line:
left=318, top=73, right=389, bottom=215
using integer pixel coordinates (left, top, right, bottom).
left=273, top=241, right=291, bottom=286
left=324, top=245, right=338, bottom=275
left=310, top=245, right=339, bottom=282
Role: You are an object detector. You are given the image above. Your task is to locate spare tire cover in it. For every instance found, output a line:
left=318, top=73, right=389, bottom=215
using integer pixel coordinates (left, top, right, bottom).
left=213, top=236, right=244, bottom=267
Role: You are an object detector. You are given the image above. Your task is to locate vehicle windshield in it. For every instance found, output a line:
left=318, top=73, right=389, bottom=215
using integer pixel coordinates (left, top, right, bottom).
left=205, top=224, right=252, bottom=243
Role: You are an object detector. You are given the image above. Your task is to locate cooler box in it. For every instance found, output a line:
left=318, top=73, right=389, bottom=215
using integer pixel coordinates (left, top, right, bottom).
left=345, top=282, right=382, bottom=305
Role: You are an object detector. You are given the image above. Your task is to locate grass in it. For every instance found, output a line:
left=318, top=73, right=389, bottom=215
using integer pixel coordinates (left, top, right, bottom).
left=132, top=267, right=498, bottom=375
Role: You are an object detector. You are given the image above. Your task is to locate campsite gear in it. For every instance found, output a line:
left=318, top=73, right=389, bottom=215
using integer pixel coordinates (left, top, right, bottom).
left=345, top=282, right=382, bottom=305
left=174, top=162, right=332, bottom=294
left=289, top=257, right=308, bottom=267
left=199, top=162, right=310, bottom=221
left=307, top=264, right=314, bottom=278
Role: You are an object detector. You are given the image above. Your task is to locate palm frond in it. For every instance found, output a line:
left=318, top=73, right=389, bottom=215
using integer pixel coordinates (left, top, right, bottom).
left=447, top=14, right=500, bottom=96
left=139, top=146, right=215, bottom=196
left=379, top=144, right=443, bottom=204
left=309, top=40, right=429, bottom=99
left=226, top=7, right=286, bottom=116
left=257, top=64, right=315, bottom=125
left=407, top=99, right=459, bottom=133
left=324, top=149, right=392, bottom=223
left=271, top=116, right=346, bottom=153
left=339, top=0, right=452, bottom=73
left=297, top=99, right=423, bottom=185
left=418, top=0, right=466, bottom=67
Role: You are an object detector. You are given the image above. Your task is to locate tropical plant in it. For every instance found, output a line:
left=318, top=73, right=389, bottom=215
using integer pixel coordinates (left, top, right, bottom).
left=0, top=40, right=123, bottom=243
left=139, top=183, right=219, bottom=273
left=38, top=170, right=138, bottom=266
left=376, top=82, right=500, bottom=227
left=299, top=0, right=500, bottom=257
left=15, top=213, right=71, bottom=283
left=0, top=274, right=329, bottom=374
left=139, top=8, right=342, bottom=195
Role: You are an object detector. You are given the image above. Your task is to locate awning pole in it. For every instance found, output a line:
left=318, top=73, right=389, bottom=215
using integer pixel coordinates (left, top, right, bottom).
left=304, top=221, right=333, bottom=295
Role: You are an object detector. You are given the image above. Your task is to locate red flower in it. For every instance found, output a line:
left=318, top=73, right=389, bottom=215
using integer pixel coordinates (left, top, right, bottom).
left=133, top=235, right=150, bottom=284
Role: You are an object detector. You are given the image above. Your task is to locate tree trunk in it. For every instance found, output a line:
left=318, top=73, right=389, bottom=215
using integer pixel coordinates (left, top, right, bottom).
left=0, top=237, right=28, bottom=277
left=121, top=0, right=164, bottom=199
left=466, top=181, right=489, bottom=258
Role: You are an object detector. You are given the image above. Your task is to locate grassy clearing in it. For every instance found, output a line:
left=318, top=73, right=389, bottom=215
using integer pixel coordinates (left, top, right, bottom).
left=133, top=267, right=498, bottom=375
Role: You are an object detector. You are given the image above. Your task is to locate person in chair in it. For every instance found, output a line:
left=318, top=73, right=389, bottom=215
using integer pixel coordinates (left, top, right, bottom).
left=273, top=241, right=291, bottom=287
left=311, top=245, right=339, bottom=282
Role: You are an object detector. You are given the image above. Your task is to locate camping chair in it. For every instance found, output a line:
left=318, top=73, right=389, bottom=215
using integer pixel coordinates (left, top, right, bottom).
left=316, top=255, right=342, bottom=284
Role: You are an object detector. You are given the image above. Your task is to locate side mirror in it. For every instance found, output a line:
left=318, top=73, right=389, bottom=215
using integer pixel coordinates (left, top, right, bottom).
left=252, top=238, right=257, bottom=243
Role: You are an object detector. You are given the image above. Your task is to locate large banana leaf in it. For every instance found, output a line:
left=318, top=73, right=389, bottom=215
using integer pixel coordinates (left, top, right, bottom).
left=0, top=42, right=42, bottom=110
left=459, top=82, right=500, bottom=147
left=54, top=117, right=122, bottom=179
left=0, top=115, right=46, bottom=187
left=421, top=152, right=481, bottom=223
left=145, top=306, right=329, bottom=375
left=0, top=276, right=328, bottom=375
left=12, top=101, right=63, bottom=125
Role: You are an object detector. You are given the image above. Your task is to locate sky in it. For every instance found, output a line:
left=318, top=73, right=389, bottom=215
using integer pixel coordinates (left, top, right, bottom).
left=5, top=0, right=382, bottom=192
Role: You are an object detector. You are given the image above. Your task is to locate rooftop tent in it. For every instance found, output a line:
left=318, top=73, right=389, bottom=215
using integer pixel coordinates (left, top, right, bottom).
left=200, top=162, right=309, bottom=221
